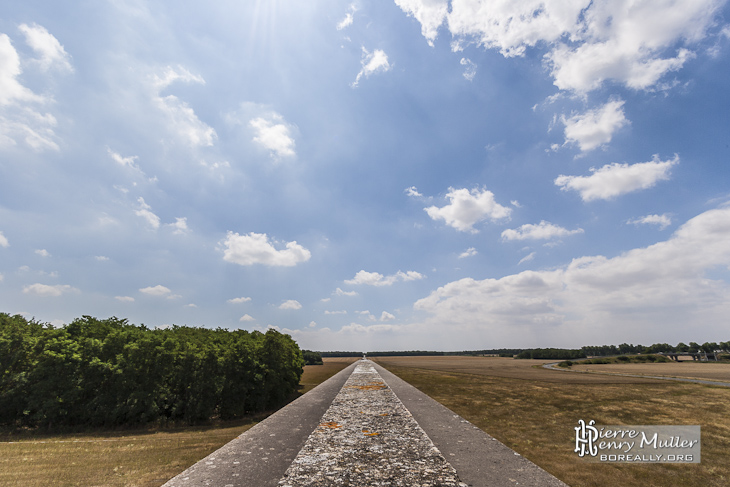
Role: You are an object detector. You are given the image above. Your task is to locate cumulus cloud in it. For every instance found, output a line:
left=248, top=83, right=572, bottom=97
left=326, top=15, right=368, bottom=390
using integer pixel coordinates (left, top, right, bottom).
left=239, top=314, right=255, bottom=322
left=18, top=23, right=73, bottom=72
left=394, top=0, right=449, bottom=46
left=325, top=310, right=348, bottom=315
left=413, top=206, right=730, bottom=346
left=279, top=300, right=302, bottom=310
left=167, top=217, right=189, bottom=235
left=139, top=284, right=172, bottom=296
left=345, top=270, right=425, bottom=286
left=562, top=100, right=629, bottom=152
left=396, top=0, right=722, bottom=94
left=405, top=186, right=423, bottom=197
left=555, top=155, right=679, bottom=201
left=151, top=66, right=216, bottom=147
left=35, top=249, right=51, bottom=257
left=458, top=247, right=478, bottom=258
left=227, top=296, right=252, bottom=304
left=628, top=214, right=673, bottom=230
left=135, top=197, right=161, bottom=229
left=380, top=311, right=396, bottom=321
left=249, top=112, right=296, bottom=159
left=23, top=283, right=78, bottom=297
left=335, top=287, right=358, bottom=297
left=352, top=47, right=391, bottom=87
left=0, top=231, right=8, bottom=248
left=222, top=232, right=311, bottom=267
left=0, top=30, right=63, bottom=152
left=501, top=221, right=584, bottom=241
left=425, top=187, right=511, bottom=233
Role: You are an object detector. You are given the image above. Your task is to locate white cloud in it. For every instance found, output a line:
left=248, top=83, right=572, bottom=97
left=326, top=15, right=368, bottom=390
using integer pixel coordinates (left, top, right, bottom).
left=0, top=231, right=9, bottom=248
left=135, top=197, right=161, bottom=229
left=412, top=206, right=730, bottom=346
left=405, top=186, right=423, bottom=197
left=279, top=300, right=302, bottom=310
left=380, top=311, right=396, bottom=321
left=239, top=314, right=255, bottom=322
left=518, top=252, right=536, bottom=265
left=18, top=23, right=73, bottom=72
left=168, top=217, right=189, bottom=235
left=35, top=249, right=51, bottom=257
left=228, top=296, right=252, bottom=304
left=335, top=287, right=358, bottom=297
left=249, top=112, right=296, bottom=159
left=425, top=187, right=511, bottom=233
left=460, top=57, right=477, bottom=81
left=0, top=34, right=42, bottom=106
left=502, top=221, right=584, bottom=241
left=151, top=66, right=216, bottom=148
left=394, top=0, right=449, bottom=46
left=108, top=147, right=141, bottom=170
left=562, top=100, right=629, bottom=152
left=95, top=255, right=110, bottom=261
left=345, top=270, right=425, bottom=286
left=325, top=310, right=348, bottom=315
left=185, top=303, right=197, bottom=308
left=628, top=214, right=673, bottom=230
left=352, top=47, right=391, bottom=87
left=397, top=0, right=722, bottom=94
left=337, top=4, right=358, bottom=30
left=308, top=321, right=317, bottom=328
left=139, top=284, right=172, bottom=296
left=23, top=283, right=77, bottom=297
left=222, top=231, right=311, bottom=267
left=115, top=296, right=135, bottom=302
left=0, top=31, right=62, bottom=152
left=458, top=247, right=478, bottom=258
left=555, top=155, right=679, bottom=201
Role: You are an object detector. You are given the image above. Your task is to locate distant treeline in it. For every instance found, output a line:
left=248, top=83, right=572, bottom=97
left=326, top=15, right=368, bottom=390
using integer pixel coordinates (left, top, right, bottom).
left=319, top=342, right=729, bottom=360
left=0, top=313, right=304, bottom=429
left=303, top=350, right=323, bottom=365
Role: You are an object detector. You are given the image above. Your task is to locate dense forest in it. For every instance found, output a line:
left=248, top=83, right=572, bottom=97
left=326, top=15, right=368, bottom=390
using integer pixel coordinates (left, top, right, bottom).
left=0, top=313, right=304, bottom=429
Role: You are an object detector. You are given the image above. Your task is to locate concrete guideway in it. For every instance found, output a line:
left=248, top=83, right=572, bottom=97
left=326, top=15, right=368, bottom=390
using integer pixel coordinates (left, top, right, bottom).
left=163, top=360, right=568, bottom=487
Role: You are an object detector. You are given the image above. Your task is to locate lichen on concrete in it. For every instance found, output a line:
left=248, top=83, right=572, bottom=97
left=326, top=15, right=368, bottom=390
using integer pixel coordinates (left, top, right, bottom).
left=278, top=361, right=467, bottom=487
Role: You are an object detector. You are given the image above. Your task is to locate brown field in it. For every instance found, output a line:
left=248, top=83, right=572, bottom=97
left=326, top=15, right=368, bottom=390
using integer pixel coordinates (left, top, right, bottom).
left=373, top=355, right=730, bottom=487
left=371, top=355, right=669, bottom=383
left=570, top=362, right=730, bottom=382
left=0, top=357, right=356, bottom=487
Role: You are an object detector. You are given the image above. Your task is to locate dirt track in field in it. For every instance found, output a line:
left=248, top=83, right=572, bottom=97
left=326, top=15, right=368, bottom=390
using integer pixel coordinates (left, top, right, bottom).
left=370, top=356, right=666, bottom=384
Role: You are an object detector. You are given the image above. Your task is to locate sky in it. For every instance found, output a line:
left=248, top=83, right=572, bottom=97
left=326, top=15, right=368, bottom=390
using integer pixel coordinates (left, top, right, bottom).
left=1, top=0, right=730, bottom=351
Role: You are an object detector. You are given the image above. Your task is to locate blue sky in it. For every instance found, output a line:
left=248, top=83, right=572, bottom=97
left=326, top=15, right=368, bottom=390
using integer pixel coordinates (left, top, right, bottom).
left=2, top=0, right=730, bottom=351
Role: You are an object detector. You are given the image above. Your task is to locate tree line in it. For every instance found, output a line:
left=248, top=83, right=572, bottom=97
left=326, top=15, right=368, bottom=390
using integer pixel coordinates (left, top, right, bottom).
left=0, top=313, right=304, bottom=429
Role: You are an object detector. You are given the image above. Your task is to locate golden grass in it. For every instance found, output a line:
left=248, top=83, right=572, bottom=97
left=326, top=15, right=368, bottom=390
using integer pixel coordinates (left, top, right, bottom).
left=570, top=362, right=730, bottom=382
left=0, top=357, right=356, bottom=487
left=373, top=356, right=730, bottom=487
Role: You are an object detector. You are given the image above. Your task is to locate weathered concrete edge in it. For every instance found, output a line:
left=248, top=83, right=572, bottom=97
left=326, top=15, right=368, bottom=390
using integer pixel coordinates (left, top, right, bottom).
left=373, top=362, right=570, bottom=487
left=161, top=361, right=360, bottom=487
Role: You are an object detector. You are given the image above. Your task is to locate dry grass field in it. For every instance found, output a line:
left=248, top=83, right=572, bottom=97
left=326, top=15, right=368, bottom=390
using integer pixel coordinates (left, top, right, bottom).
left=570, top=361, right=730, bottom=382
left=373, top=356, right=730, bottom=487
left=0, top=357, right=356, bottom=487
